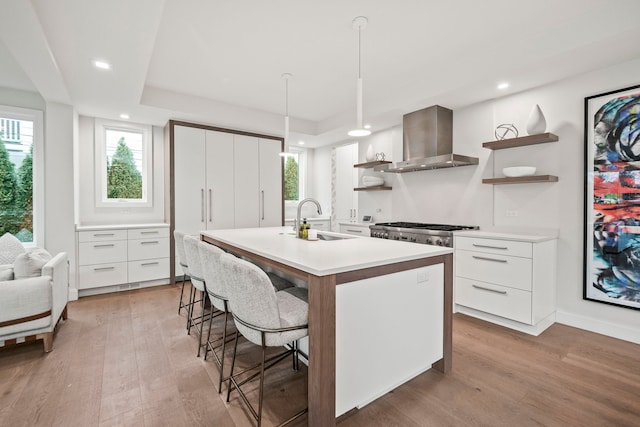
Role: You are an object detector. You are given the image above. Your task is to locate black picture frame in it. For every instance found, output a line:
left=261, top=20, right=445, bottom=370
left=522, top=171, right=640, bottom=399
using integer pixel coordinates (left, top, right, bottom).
left=584, top=84, right=640, bottom=310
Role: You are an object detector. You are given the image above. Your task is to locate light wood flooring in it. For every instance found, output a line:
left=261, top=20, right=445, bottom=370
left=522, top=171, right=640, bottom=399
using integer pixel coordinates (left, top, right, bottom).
left=1, top=282, right=639, bottom=427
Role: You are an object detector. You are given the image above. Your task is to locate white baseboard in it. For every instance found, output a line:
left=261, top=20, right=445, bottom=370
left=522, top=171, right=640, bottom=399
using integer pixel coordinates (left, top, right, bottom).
left=556, top=311, right=640, bottom=344
left=68, top=287, right=78, bottom=301
left=77, top=279, right=171, bottom=298
left=455, top=305, right=555, bottom=336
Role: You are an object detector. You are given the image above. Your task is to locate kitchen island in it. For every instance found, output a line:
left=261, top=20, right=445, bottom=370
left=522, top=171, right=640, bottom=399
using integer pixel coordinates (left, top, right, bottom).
left=201, top=227, right=453, bottom=426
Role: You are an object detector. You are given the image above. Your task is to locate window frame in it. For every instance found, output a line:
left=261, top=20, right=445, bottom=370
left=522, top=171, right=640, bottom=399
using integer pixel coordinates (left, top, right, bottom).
left=0, top=105, right=43, bottom=248
left=94, top=119, right=152, bottom=208
left=283, top=146, right=306, bottom=205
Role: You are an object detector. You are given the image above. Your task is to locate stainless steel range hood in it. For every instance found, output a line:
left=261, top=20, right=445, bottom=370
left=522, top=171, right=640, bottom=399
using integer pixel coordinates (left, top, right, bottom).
left=374, top=105, right=478, bottom=173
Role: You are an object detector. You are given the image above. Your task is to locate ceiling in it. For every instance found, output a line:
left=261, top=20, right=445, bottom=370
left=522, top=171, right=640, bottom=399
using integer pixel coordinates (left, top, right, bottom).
left=1, top=0, right=640, bottom=147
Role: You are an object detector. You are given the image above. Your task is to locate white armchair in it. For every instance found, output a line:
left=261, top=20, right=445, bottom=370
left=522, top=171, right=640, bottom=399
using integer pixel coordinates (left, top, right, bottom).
left=0, top=252, right=69, bottom=352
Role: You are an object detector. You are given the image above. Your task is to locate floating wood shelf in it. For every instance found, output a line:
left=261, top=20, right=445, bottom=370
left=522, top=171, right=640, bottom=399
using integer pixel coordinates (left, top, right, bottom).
left=482, top=133, right=559, bottom=150
left=482, top=175, right=559, bottom=185
left=354, top=186, right=392, bottom=191
left=353, top=160, right=392, bottom=168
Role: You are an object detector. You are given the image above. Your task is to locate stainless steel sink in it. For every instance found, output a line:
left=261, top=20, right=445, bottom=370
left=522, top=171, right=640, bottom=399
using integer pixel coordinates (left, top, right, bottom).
left=316, top=232, right=354, bottom=241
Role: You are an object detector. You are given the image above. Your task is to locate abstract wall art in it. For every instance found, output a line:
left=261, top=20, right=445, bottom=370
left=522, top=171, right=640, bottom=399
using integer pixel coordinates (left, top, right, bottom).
left=584, top=84, right=640, bottom=310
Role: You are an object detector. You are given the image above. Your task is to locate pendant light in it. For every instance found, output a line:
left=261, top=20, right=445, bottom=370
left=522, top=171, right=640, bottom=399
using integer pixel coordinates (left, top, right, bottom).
left=280, top=73, right=293, bottom=156
left=348, top=16, right=371, bottom=137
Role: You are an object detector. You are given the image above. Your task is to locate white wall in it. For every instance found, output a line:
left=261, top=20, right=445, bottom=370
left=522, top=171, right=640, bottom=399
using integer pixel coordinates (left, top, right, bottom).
left=44, top=102, right=77, bottom=289
left=76, top=115, right=166, bottom=225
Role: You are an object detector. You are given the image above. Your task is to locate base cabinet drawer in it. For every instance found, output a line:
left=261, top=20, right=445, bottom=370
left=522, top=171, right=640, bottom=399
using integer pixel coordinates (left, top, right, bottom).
left=339, top=224, right=371, bottom=237
left=128, top=258, right=170, bottom=283
left=455, top=277, right=532, bottom=324
left=79, top=262, right=128, bottom=289
left=79, top=240, right=127, bottom=265
left=128, top=237, right=169, bottom=261
left=456, top=249, right=532, bottom=291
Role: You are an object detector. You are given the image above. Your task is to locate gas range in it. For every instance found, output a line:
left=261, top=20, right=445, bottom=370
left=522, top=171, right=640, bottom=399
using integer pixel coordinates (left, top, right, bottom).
left=369, top=222, right=479, bottom=247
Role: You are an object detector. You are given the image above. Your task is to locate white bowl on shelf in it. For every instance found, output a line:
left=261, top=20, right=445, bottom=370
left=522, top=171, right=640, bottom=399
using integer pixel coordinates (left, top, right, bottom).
left=362, top=176, right=385, bottom=187
left=502, top=166, right=536, bottom=177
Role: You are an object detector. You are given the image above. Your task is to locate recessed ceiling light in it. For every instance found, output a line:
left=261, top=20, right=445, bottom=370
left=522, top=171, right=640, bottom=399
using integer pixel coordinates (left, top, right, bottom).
left=364, top=124, right=371, bottom=129
left=298, top=141, right=305, bottom=145
left=497, top=82, right=509, bottom=90
left=93, top=60, right=111, bottom=70
left=120, top=113, right=130, bottom=119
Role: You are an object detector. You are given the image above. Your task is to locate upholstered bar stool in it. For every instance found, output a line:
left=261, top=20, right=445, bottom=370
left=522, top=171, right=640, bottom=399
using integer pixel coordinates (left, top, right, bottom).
left=183, top=235, right=220, bottom=357
left=221, top=253, right=308, bottom=427
left=198, top=240, right=237, bottom=393
left=173, top=230, right=191, bottom=316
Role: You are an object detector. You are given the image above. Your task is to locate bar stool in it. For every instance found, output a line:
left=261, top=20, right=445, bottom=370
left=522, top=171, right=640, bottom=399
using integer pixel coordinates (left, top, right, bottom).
left=198, top=240, right=236, bottom=393
left=221, top=253, right=308, bottom=427
left=183, top=235, right=219, bottom=357
left=173, top=230, right=191, bottom=316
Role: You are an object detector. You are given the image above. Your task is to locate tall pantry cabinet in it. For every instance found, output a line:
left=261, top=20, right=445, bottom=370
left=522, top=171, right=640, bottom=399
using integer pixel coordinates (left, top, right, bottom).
left=167, top=121, right=283, bottom=280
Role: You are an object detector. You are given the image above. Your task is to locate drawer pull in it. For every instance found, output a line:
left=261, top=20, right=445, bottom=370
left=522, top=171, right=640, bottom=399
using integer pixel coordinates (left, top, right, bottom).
left=472, top=284, right=507, bottom=294
left=140, top=231, right=159, bottom=235
left=141, top=241, right=159, bottom=245
left=140, top=262, right=159, bottom=267
left=93, top=233, right=115, bottom=237
left=346, top=229, right=363, bottom=233
left=93, top=244, right=115, bottom=248
left=472, top=255, right=507, bottom=263
left=472, top=243, right=508, bottom=250
left=94, top=266, right=115, bottom=271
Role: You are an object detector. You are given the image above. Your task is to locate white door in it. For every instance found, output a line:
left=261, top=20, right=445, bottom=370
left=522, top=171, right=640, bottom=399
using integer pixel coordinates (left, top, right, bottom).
left=259, top=138, right=283, bottom=227
left=335, top=143, right=359, bottom=222
left=234, top=134, right=260, bottom=228
left=206, top=130, right=235, bottom=230
left=174, top=125, right=206, bottom=234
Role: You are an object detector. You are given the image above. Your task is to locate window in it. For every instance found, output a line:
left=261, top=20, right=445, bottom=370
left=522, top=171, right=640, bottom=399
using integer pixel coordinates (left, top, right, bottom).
left=283, top=148, right=306, bottom=202
left=95, top=120, right=152, bottom=207
left=0, top=106, right=43, bottom=245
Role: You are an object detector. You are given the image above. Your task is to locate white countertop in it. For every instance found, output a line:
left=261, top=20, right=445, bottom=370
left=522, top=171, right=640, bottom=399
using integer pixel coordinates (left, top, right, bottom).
left=201, top=226, right=452, bottom=276
left=284, top=217, right=331, bottom=222
left=76, top=223, right=169, bottom=231
left=454, top=229, right=557, bottom=243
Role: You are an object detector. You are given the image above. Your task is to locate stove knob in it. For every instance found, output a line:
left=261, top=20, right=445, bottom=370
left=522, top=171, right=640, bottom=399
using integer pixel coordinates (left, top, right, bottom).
left=410, top=237, right=417, bottom=242
left=383, top=233, right=389, bottom=239
left=436, top=239, right=443, bottom=246
left=426, top=238, right=433, bottom=245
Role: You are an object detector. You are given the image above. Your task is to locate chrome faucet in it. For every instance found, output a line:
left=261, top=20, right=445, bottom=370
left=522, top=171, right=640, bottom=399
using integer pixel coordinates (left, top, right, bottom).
left=294, top=198, right=323, bottom=238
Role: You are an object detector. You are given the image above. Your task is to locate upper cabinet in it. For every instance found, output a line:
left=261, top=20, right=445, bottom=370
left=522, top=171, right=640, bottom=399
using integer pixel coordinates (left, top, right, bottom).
left=482, top=133, right=559, bottom=185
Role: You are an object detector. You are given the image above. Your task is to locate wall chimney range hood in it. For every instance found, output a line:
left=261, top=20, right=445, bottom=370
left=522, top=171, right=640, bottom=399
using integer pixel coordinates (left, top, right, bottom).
left=374, top=105, right=478, bottom=173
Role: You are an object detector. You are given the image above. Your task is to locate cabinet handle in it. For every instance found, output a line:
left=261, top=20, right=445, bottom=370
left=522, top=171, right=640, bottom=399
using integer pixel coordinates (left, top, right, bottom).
left=261, top=190, right=265, bottom=220
left=141, top=241, right=159, bottom=245
left=472, top=255, right=507, bottom=263
left=140, top=262, right=159, bottom=267
left=346, top=229, right=362, bottom=233
left=94, top=266, right=115, bottom=271
left=93, top=233, right=115, bottom=237
left=140, top=231, right=158, bottom=235
left=201, top=189, right=205, bottom=222
left=472, top=284, right=507, bottom=294
left=209, top=189, right=212, bottom=222
left=472, top=243, right=508, bottom=250
left=93, top=244, right=115, bottom=248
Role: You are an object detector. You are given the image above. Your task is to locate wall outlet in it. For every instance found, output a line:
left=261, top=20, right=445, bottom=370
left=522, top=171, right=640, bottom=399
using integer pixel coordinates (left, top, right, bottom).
left=417, top=270, right=429, bottom=283
left=506, top=210, right=519, bottom=217
left=376, top=208, right=382, bottom=213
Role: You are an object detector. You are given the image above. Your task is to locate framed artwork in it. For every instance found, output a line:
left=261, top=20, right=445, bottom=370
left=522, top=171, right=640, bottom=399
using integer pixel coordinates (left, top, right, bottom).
left=584, top=84, right=640, bottom=310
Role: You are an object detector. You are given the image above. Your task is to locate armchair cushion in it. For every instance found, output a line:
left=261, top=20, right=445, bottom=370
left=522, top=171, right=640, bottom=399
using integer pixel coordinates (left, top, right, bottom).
left=0, top=264, right=13, bottom=281
left=13, top=249, right=52, bottom=279
left=0, top=233, right=26, bottom=264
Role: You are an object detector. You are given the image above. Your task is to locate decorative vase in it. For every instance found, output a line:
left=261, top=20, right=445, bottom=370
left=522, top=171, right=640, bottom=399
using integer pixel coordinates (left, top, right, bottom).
left=526, top=104, right=547, bottom=135
left=366, top=144, right=375, bottom=162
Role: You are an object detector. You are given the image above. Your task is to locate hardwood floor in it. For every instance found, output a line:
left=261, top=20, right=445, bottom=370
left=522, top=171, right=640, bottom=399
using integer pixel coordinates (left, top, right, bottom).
left=1, top=283, right=638, bottom=427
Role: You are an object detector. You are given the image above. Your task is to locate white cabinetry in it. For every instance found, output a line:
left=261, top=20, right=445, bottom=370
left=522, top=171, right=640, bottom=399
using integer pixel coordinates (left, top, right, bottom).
left=454, top=232, right=557, bottom=335
left=339, top=222, right=371, bottom=237
left=285, top=218, right=330, bottom=231
left=335, top=143, right=359, bottom=223
left=173, top=124, right=282, bottom=234
left=77, top=224, right=170, bottom=296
